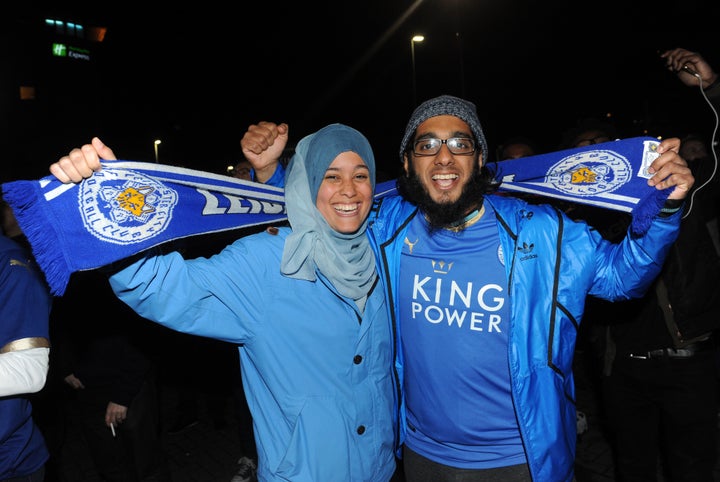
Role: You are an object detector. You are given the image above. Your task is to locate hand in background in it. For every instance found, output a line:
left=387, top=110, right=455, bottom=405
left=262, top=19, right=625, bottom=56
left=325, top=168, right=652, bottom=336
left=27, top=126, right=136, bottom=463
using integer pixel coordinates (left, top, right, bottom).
left=660, top=48, right=718, bottom=89
left=64, top=373, right=85, bottom=390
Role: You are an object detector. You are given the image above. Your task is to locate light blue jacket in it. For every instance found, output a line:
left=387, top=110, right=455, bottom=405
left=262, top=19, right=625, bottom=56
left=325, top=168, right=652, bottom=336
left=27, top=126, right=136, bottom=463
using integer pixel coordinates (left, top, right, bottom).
left=108, top=229, right=398, bottom=481
left=366, top=192, right=681, bottom=482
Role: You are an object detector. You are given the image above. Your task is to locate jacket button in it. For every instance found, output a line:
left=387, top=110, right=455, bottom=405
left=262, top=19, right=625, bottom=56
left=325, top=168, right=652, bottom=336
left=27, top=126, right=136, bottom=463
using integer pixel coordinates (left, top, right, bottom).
left=357, top=425, right=366, bottom=435
left=353, top=355, right=363, bottom=364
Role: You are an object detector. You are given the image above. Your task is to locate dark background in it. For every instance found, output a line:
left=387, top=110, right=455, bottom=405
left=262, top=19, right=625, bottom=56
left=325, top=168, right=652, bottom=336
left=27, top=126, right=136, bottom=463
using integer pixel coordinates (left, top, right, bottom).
left=4, top=0, right=719, bottom=180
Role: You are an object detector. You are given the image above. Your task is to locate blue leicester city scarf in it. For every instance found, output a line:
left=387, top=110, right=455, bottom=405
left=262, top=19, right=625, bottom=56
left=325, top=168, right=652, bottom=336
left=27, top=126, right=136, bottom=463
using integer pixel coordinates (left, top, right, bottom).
left=1, top=137, right=669, bottom=296
left=494, top=136, right=666, bottom=212
left=494, top=136, right=670, bottom=236
left=3, top=162, right=287, bottom=295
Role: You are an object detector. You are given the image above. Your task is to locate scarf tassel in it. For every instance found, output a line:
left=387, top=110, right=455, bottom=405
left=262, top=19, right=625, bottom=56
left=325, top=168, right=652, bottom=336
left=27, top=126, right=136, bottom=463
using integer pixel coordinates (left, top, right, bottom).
left=3, top=181, right=72, bottom=296
left=630, top=188, right=671, bottom=238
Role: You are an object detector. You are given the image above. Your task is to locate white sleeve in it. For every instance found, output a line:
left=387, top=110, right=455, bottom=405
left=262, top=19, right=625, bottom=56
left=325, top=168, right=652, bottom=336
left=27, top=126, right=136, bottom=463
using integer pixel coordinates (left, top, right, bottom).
left=0, top=347, right=50, bottom=396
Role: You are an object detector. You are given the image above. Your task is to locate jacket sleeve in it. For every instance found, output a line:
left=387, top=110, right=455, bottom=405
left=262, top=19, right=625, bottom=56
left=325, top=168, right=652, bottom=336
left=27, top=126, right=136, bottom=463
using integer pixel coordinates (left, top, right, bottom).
left=107, top=238, right=272, bottom=344
left=587, top=208, right=682, bottom=301
left=0, top=347, right=49, bottom=396
left=253, top=162, right=286, bottom=187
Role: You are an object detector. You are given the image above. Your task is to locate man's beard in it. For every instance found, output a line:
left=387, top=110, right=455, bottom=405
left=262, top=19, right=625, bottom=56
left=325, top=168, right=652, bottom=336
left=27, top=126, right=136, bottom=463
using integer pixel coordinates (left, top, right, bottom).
left=398, top=161, right=488, bottom=232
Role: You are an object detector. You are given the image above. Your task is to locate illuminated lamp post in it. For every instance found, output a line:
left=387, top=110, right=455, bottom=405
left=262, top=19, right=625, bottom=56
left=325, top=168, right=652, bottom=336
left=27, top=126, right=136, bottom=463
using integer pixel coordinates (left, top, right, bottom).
left=410, top=35, right=424, bottom=107
left=153, top=139, right=161, bottom=163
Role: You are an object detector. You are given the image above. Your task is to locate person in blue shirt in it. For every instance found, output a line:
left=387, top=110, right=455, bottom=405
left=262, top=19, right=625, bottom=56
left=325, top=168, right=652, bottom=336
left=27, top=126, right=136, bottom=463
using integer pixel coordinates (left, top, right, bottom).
left=239, top=94, right=694, bottom=482
left=0, top=196, right=52, bottom=482
left=47, top=125, right=401, bottom=482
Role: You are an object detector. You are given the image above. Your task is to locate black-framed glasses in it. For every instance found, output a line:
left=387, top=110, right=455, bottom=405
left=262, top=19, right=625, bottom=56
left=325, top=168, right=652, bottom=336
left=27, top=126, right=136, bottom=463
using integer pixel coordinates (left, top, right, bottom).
left=412, top=137, right=476, bottom=156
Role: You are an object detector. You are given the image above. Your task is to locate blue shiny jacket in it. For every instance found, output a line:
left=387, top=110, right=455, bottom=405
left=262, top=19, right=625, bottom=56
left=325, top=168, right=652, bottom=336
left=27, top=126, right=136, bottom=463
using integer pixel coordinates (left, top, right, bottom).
left=366, top=192, right=681, bottom=482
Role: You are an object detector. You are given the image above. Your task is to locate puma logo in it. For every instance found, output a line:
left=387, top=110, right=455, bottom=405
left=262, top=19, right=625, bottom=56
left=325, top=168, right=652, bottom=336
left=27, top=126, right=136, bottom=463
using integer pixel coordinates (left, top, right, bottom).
left=404, top=237, right=419, bottom=254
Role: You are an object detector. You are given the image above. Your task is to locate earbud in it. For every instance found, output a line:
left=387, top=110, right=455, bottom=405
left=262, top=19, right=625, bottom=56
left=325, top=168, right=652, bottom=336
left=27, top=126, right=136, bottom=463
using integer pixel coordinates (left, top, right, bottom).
left=682, top=65, right=701, bottom=78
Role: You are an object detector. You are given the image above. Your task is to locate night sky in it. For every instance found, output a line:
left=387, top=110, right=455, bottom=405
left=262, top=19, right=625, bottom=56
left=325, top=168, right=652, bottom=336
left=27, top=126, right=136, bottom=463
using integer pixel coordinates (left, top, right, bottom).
left=33, top=0, right=720, bottom=176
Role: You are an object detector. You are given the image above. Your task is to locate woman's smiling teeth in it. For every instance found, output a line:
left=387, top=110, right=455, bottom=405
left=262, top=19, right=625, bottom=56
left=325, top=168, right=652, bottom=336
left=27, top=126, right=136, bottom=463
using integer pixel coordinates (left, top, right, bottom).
left=334, top=203, right=359, bottom=214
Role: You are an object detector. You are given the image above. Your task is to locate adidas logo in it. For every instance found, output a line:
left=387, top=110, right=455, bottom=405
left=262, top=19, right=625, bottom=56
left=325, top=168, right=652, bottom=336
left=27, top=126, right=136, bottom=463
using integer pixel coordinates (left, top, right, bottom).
left=517, top=242, right=534, bottom=254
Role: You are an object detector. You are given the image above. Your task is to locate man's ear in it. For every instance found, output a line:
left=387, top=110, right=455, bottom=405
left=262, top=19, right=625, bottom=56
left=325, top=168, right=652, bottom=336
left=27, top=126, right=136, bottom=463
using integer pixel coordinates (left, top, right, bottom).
left=403, top=153, right=410, bottom=176
left=477, top=153, right=484, bottom=169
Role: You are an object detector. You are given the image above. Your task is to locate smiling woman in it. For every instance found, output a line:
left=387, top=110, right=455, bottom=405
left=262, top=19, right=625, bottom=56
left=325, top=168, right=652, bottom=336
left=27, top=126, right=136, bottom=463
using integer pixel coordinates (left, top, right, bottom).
left=32, top=122, right=401, bottom=482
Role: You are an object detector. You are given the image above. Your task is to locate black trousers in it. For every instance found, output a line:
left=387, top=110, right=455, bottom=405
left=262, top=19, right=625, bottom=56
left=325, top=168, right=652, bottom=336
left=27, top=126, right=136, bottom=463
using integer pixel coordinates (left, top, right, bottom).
left=69, top=378, right=171, bottom=482
left=602, top=349, right=718, bottom=482
left=402, top=445, right=531, bottom=482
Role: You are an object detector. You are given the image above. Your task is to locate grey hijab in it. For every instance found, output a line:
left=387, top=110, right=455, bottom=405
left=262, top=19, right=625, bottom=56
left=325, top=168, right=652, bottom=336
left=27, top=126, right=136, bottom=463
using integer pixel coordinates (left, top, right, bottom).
left=280, top=123, right=377, bottom=303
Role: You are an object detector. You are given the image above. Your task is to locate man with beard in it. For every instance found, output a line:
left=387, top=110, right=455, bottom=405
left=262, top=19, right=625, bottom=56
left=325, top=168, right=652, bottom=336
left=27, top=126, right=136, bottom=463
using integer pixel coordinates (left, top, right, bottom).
left=236, top=95, right=692, bottom=481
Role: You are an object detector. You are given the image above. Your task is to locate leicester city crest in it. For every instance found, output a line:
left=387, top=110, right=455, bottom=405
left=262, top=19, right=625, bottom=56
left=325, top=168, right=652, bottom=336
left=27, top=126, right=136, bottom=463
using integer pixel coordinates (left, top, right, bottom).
left=78, top=168, right=178, bottom=244
left=546, top=149, right=632, bottom=197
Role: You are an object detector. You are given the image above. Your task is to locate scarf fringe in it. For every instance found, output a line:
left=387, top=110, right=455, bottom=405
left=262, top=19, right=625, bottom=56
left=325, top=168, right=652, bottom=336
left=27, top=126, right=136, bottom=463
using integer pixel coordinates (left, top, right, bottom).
left=630, top=188, right=671, bottom=237
left=2, top=181, right=71, bottom=296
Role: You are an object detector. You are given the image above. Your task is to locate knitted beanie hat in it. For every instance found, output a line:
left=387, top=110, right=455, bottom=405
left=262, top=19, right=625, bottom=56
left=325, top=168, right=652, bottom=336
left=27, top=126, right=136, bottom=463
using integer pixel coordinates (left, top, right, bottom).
left=399, top=94, right=488, bottom=163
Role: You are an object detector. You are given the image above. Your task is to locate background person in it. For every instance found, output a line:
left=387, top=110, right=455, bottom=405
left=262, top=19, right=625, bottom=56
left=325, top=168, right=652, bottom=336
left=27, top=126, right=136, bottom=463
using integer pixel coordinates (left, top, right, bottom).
left=594, top=47, right=720, bottom=482
left=0, top=195, right=52, bottom=482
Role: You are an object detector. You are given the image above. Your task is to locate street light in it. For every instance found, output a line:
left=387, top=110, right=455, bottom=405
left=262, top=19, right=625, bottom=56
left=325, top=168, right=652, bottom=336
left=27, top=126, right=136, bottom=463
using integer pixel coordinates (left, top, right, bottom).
left=410, top=35, right=424, bottom=107
left=153, top=139, right=161, bottom=163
